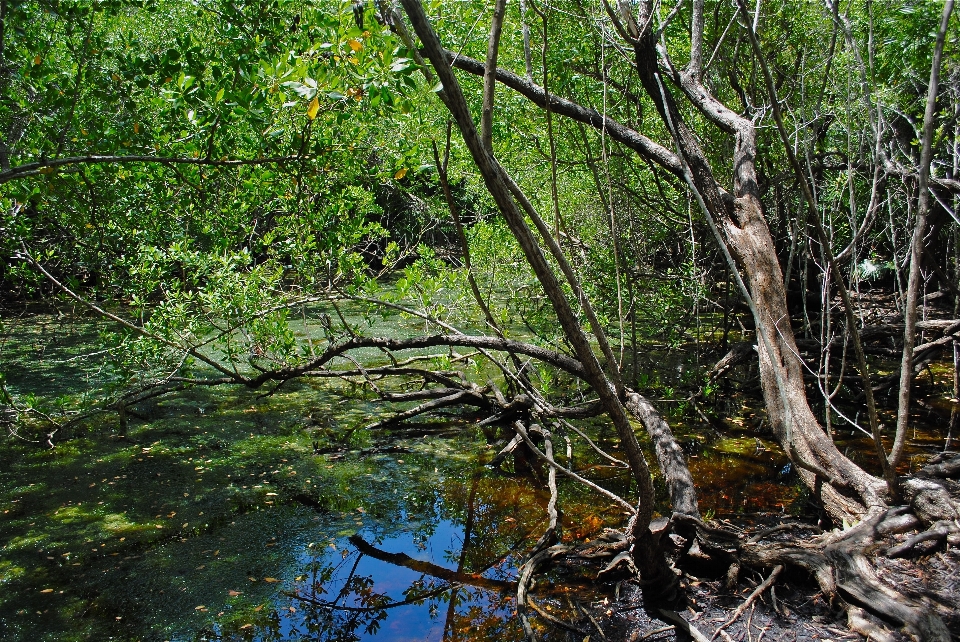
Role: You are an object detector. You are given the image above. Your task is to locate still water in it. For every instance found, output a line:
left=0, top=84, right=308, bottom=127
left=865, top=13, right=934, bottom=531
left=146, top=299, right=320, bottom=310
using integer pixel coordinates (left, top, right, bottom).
left=0, top=309, right=808, bottom=641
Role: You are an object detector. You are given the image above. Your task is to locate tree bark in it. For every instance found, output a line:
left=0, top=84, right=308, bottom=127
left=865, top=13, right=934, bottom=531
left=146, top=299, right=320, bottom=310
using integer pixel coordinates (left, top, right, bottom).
left=891, top=0, right=955, bottom=469
left=629, top=4, right=885, bottom=523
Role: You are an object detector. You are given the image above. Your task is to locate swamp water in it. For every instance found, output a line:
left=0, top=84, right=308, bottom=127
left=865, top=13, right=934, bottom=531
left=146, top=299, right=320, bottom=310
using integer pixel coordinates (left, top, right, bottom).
left=1, top=309, right=805, bottom=642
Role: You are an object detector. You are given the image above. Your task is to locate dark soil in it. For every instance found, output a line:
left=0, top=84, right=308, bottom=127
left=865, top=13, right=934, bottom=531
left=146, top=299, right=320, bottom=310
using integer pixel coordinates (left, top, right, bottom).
left=538, top=511, right=960, bottom=642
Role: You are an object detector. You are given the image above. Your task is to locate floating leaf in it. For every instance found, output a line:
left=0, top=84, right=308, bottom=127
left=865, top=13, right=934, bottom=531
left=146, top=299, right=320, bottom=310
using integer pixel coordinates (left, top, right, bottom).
left=306, top=96, right=320, bottom=120
left=40, top=588, right=54, bottom=593
left=394, top=168, right=407, bottom=180
left=263, top=577, right=280, bottom=583
left=240, top=624, right=253, bottom=630
left=228, top=590, right=242, bottom=597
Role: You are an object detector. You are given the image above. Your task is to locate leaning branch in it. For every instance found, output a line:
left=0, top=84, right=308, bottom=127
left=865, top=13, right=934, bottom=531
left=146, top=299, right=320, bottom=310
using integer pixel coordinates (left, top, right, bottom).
left=444, top=51, right=685, bottom=178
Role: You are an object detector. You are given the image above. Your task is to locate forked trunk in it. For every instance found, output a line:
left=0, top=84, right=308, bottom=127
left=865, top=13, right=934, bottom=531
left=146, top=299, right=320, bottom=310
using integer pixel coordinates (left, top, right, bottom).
left=627, top=20, right=886, bottom=523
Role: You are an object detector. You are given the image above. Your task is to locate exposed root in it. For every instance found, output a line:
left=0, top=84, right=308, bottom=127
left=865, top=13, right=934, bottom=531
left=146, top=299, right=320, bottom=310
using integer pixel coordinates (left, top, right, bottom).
left=655, top=608, right=711, bottom=642
left=846, top=606, right=898, bottom=642
left=638, top=624, right=675, bottom=640
left=887, top=519, right=956, bottom=557
left=525, top=595, right=589, bottom=636
left=668, top=508, right=953, bottom=642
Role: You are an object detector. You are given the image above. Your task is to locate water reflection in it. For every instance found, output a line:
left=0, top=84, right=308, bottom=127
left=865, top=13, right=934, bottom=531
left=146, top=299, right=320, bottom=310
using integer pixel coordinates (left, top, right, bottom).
left=208, top=461, right=550, bottom=642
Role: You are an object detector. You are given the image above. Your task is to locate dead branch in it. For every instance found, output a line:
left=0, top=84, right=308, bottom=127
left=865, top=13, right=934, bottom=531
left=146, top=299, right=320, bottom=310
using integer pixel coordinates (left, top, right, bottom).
left=364, top=390, right=485, bottom=430
left=710, top=565, right=782, bottom=640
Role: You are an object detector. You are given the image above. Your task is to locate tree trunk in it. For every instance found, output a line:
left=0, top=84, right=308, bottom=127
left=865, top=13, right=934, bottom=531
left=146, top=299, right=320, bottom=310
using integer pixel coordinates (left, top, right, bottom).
left=624, top=5, right=886, bottom=523
left=398, top=0, right=679, bottom=594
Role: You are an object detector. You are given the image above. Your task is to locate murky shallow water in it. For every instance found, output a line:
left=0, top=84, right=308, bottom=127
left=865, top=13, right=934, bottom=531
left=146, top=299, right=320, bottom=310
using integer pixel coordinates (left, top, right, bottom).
left=4, top=307, right=920, bottom=641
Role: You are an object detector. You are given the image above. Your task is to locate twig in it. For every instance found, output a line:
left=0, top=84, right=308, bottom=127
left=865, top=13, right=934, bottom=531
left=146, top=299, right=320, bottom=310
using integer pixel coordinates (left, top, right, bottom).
left=711, top=565, right=783, bottom=640
left=513, top=421, right=636, bottom=512
left=639, top=625, right=675, bottom=640
left=525, top=596, right=589, bottom=635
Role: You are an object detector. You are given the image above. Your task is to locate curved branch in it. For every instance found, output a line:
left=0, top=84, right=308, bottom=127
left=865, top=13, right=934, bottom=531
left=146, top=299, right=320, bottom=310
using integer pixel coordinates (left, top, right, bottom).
left=275, top=334, right=587, bottom=385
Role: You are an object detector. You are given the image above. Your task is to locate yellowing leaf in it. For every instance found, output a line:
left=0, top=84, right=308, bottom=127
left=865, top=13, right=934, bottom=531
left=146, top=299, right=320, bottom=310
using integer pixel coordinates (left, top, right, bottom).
left=306, top=96, right=320, bottom=120
left=134, top=123, right=140, bottom=133
left=111, top=73, right=120, bottom=81
left=394, top=168, right=408, bottom=180
left=34, top=56, right=42, bottom=65
left=263, top=577, right=280, bottom=583
left=347, top=39, right=362, bottom=52
left=348, top=57, right=359, bottom=65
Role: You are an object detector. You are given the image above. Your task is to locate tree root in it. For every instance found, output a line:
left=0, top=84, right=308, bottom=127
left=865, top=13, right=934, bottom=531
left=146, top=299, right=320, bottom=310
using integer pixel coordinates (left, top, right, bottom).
left=887, top=519, right=956, bottom=557
left=846, top=606, right=897, bottom=642
left=669, top=509, right=953, bottom=642
left=656, top=608, right=711, bottom=642
left=525, top=595, right=589, bottom=636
